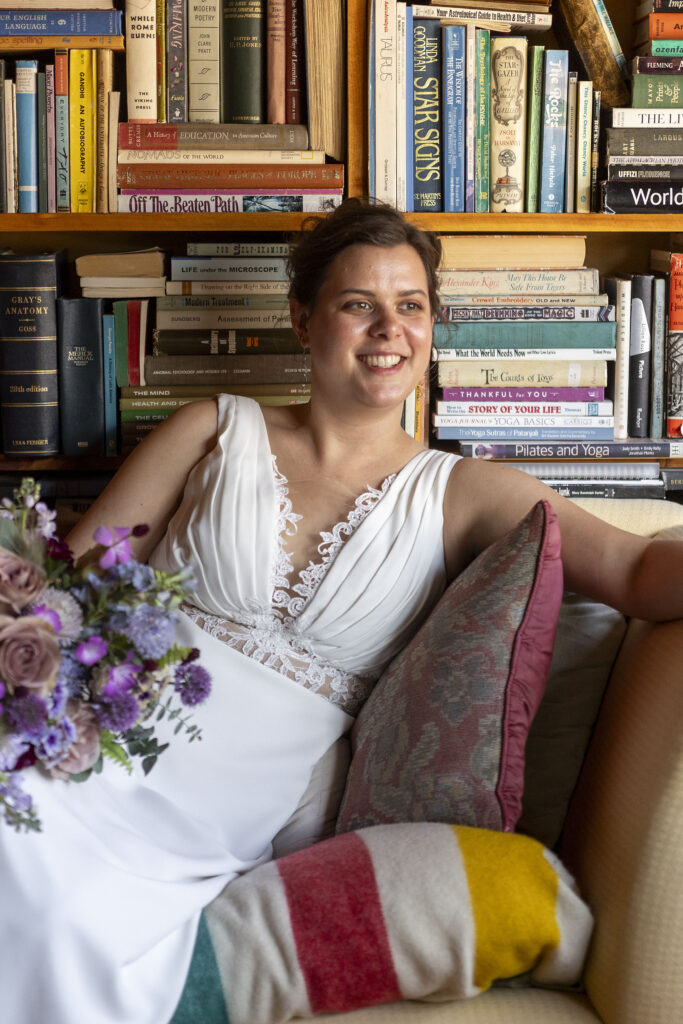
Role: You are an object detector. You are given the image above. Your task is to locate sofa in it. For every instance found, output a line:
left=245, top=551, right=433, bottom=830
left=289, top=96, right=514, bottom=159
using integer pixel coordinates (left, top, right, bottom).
left=315, top=497, right=683, bottom=1024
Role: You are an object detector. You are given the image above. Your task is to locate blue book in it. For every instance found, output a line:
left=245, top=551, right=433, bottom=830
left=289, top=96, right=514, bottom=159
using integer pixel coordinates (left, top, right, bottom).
left=433, top=320, right=617, bottom=349
left=412, top=19, right=442, bottom=211
left=15, top=59, right=38, bottom=213
left=434, top=426, right=615, bottom=441
left=102, top=312, right=118, bottom=456
left=442, top=24, right=465, bottom=213
left=539, top=50, right=568, bottom=214
left=0, top=9, right=122, bottom=34
left=404, top=3, right=413, bottom=212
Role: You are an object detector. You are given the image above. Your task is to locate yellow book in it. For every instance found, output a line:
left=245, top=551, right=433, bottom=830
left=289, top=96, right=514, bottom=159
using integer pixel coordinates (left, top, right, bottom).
left=69, top=48, right=96, bottom=212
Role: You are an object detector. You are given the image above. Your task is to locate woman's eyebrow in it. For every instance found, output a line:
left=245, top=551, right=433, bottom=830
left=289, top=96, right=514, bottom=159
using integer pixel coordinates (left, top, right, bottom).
left=338, top=287, right=428, bottom=297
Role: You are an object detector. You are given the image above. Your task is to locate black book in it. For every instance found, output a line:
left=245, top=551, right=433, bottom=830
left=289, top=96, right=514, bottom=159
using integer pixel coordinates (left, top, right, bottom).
left=57, top=297, right=105, bottom=456
left=0, top=250, right=65, bottom=456
left=628, top=274, right=654, bottom=439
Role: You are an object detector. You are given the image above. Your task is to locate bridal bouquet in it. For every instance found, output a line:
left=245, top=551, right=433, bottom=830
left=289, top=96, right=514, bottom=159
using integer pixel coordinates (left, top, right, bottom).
left=0, top=478, right=211, bottom=833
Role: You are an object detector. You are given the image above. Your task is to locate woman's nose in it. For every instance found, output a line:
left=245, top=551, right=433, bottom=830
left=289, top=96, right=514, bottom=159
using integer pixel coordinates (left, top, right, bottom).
left=370, top=306, right=400, bottom=337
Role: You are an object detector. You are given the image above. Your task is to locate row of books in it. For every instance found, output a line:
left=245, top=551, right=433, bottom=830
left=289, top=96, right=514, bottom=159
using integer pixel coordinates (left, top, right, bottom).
left=601, top=2, right=683, bottom=214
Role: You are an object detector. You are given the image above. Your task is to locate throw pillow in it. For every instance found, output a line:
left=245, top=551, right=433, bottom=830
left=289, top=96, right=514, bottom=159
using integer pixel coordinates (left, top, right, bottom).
left=335, top=499, right=563, bottom=835
left=172, top=822, right=593, bottom=1024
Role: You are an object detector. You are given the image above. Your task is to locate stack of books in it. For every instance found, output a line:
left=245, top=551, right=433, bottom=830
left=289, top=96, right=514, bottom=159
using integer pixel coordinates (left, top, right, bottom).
left=75, top=246, right=167, bottom=298
left=510, top=459, right=667, bottom=500
left=115, top=121, right=344, bottom=214
left=429, top=234, right=618, bottom=446
left=602, top=2, right=683, bottom=214
left=0, top=5, right=123, bottom=213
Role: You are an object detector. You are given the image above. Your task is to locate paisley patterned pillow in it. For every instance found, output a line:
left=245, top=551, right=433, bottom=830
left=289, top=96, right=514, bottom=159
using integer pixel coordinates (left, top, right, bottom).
left=335, top=500, right=563, bottom=835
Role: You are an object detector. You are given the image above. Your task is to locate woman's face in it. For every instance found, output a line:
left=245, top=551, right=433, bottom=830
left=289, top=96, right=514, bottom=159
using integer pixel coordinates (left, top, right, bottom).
left=290, top=243, right=435, bottom=411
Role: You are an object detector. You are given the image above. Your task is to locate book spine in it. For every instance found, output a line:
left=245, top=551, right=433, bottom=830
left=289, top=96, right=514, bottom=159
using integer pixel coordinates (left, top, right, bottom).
left=266, top=0, right=286, bottom=123
left=185, top=241, right=290, bottom=256
left=144, top=352, right=311, bottom=384
left=436, top=401, right=613, bottom=416
left=590, top=88, right=601, bottom=212
left=96, top=48, right=113, bottom=213
left=408, top=6, right=552, bottom=30
left=647, top=12, right=683, bottom=36
left=0, top=59, right=6, bottom=214
left=489, top=36, right=527, bottom=214
left=156, top=0, right=167, bottom=122
left=0, top=10, right=123, bottom=34
left=442, top=23, right=465, bottom=213
left=564, top=71, right=578, bottom=214
left=107, top=89, right=120, bottom=212
left=539, top=50, right=568, bottom=214
left=641, top=0, right=683, bottom=11
left=113, top=299, right=129, bottom=387
left=590, top=0, right=630, bottom=76
left=545, top=481, right=665, bottom=499
left=464, top=23, right=475, bottom=212
left=628, top=274, right=654, bottom=438
left=433, top=320, right=616, bottom=349
left=187, top=0, right=220, bottom=122
left=404, top=2, right=413, bottom=211
left=120, top=381, right=309, bottom=396
left=0, top=252, right=62, bottom=457
left=158, top=293, right=288, bottom=308
left=155, top=307, right=291, bottom=328
left=125, top=0, right=157, bottom=121
left=412, top=18, right=442, bottom=211
left=395, top=1, right=406, bottom=210
left=221, top=0, right=266, bottom=123
left=15, top=59, right=38, bottom=213
left=575, top=80, right=592, bottom=212
left=441, top=386, right=606, bottom=401
left=666, top=253, right=683, bottom=437
left=555, top=0, right=630, bottom=107
left=602, top=180, right=683, bottom=213
left=434, top=425, right=615, bottom=441
left=524, top=44, right=543, bottom=214
left=165, top=279, right=289, bottom=294
left=603, top=277, right=631, bottom=440
left=433, top=347, right=616, bottom=361
left=285, top=0, right=305, bottom=124
left=633, top=55, right=683, bottom=71
left=167, top=0, right=188, bottom=122
left=441, top=304, right=614, bottom=322
left=433, top=413, right=615, bottom=428
left=54, top=49, right=69, bottom=211
left=438, top=267, right=600, bottom=295
left=457, top=440, right=683, bottom=458
left=170, top=255, right=288, bottom=279
left=6, top=81, right=18, bottom=213
left=474, top=27, right=489, bottom=213
left=612, top=108, right=683, bottom=128
left=57, top=298, right=105, bottom=456
left=45, top=62, right=56, bottom=212
left=367, top=0, right=375, bottom=198
left=436, top=360, right=608, bottom=387
left=117, top=146, right=323, bottom=162
left=126, top=299, right=142, bottom=387
left=606, top=126, right=683, bottom=155
left=649, top=275, right=667, bottom=439
left=36, top=69, right=47, bottom=212
left=374, top=0, right=397, bottom=206
left=632, top=74, right=683, bottom=107
left=646, top=38, right=683, bottom=54
left=116, top=162, right=340, bottom=188
left=0, top=35, right=125, bottom=51
left=102, top=311, right=118, bottom=455
left=69, top=49, right=96, bottom=212
left=153, top=328, right=299, bottom=353
left=440, top=293, right=610, bottom=307
left=608, top=162, right=683, bottom=180
left=118, top=190, right=341, bottom=212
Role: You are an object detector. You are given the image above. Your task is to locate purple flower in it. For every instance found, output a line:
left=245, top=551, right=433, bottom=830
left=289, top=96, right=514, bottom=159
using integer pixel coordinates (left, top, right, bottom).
left=32, top=604, right=62, bottom=634
left=103, top=652, right=141, bottom=696
left=35, top=718, right=77, bottom=767
left=93, top=525, right=133, bottom=569
left=34, top=500, right=57, bottom=540
left=174, top=662, right=211, bottom=707
left=47, top=535, right=74, bottom=567
left=0, top=681, right=5, bottom=700
left=95, top=690, right=140, bottom=733
left=75, top=635, right=108, bottom=667
left=125, top=604, right=176, bottom=659
left=6, top=692, right=49, bottom=739
left=56, top=652, right=89, bottom=699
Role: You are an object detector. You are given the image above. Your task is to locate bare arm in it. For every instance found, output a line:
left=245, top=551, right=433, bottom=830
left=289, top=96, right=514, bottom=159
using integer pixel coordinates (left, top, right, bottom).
left=444, top=459, right=683, bottom=622
left=65, top=399, right=219, bottom=562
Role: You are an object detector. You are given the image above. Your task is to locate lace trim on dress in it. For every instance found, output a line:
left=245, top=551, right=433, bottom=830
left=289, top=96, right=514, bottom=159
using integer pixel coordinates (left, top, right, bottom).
left=181, top=458, right=395, bottom=717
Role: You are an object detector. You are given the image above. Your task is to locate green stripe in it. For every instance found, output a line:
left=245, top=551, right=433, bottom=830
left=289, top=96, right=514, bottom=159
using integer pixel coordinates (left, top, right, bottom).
left=170, top=913, right=230, bottom=1024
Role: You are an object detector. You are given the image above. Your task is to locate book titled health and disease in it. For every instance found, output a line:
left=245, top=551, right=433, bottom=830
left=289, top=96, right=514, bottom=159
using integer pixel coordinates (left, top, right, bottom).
left=118, top=190, right=342, bottom=213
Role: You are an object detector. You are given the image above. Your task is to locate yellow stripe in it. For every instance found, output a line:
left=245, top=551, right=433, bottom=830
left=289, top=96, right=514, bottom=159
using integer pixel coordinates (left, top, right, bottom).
left=454, top=825, right=560, bottom=991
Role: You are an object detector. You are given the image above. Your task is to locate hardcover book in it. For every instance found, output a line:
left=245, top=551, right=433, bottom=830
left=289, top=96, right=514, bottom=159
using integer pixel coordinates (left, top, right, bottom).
left=221, top=0, right=265, bottom=123
left=188, top=0, right=220, bottom=122
left=412, top=18, right=442, bottom=211
left=15, top=58, right=38, bottom=213
left=539, top=50, right=568, bottom=214
left=68, top=48, right=96, bottom=212
left=167, top=0, right=188, bottom=122
left=554, top=0, right=630, bottom=108
left=125, top=0, right=157, bottom=121
left=57, top=297, right=105, bottom=456
left=442, top=23, right=465, bottom=212
left=489, top=36, right=527, bottom=213
left=0, top=250, right=64, bottom=457
left=628, top=274, right=654, bottom=438
left=666, top=252, right=683, bottom=437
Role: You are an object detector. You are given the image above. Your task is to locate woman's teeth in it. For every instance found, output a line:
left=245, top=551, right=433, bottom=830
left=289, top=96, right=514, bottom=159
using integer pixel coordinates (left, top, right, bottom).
left=360, top=354, right=403, bottom=368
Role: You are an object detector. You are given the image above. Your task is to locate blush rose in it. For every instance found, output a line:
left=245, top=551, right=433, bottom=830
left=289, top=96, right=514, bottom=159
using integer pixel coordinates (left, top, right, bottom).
left=52, top=701, right=101, bottom=779
left=0, top=549, right=46, bottom=614
left=0, top=614, right=61, bottom=695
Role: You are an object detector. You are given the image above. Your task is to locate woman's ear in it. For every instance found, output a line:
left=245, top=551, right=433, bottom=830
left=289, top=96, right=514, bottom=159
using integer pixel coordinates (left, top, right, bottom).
left=289, top=298, right=310, bottom=350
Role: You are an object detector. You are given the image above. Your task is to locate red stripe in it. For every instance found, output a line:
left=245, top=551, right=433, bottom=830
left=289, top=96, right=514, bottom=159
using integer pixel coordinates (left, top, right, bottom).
left=277, top=832, right=401, bottom=1014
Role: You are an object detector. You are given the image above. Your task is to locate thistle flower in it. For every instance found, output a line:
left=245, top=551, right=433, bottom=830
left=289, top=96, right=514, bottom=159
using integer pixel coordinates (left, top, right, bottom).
left=33, top=587, right=83, bottom=642
left=174, top=662, right=212, bottom=707
left=125, top=604, right=176, bottom=660
left=95, top=690, right=140, bottom=733
left=6, top=693, right=49, bottom=740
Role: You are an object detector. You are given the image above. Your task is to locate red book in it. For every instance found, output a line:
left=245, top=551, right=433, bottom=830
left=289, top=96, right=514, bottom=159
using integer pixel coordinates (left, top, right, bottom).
left=285, top=0, right=306, bottom=124
left=126, top=300, right=141, bottom=386
left=666, top=253, right=683, bottom=438
left=116, top=162, right=344, bottom=189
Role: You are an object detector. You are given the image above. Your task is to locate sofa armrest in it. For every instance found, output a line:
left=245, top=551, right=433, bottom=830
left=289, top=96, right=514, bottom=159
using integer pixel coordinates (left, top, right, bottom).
left=560, top=616, right=683, bottom=1024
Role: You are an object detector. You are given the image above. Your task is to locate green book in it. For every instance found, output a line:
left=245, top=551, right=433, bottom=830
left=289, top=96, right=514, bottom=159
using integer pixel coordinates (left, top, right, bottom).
left=475, top=27, right=490, bottom=213
left=433, top=320, right=617, bottom=350
left=525, top=45, right=544, bottom=213
left=632, top=73, right=683, bottom=108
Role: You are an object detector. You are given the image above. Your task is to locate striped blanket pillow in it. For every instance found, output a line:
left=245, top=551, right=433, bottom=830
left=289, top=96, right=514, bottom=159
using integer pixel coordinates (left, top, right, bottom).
left=172, top=822, right=593, bottom=1024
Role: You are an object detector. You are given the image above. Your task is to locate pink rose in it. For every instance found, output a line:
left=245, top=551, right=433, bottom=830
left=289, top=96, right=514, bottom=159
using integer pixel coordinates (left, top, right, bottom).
left=0, top=549, right=46, bottom=614
left=0, top=614, right=61, bottom=695
left=52, top=701, right=101, bottom=779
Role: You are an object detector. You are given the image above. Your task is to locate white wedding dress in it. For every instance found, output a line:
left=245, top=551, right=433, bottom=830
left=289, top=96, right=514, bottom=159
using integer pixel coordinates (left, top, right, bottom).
left=0, top=394, right=459, bottom=1024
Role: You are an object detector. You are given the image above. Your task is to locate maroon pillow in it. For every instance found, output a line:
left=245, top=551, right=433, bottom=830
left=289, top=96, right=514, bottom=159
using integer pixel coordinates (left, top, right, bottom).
left=336, top=500, right=563, bottom=835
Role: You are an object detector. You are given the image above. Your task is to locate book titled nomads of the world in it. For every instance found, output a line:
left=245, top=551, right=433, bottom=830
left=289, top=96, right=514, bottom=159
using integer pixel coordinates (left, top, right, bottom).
left=0, top=250, right=64, bottom=456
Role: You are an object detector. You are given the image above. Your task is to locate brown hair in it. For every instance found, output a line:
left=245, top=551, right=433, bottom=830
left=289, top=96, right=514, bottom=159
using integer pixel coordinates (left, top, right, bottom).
left=287, top=198, right=443, bottom=316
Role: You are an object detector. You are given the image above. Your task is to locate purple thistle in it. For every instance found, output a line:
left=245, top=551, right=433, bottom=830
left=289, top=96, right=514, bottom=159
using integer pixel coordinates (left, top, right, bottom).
left=57, top=652, right=89, bottom=699
left=6, top=693, right=49, bottom=740
left=125, top=604, right=176, bottom=659
left=95, top=690, right=141, bottom=733
left=93, top=525, right=133, bottom=569
left=174, top=662, right=211, bottom=707
left=75, top=635, right=108, bottom=667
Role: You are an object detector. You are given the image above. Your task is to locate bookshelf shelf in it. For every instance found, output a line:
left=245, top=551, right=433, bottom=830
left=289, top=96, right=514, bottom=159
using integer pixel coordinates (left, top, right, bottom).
left=0, top=457, right=123, bottom=472
left=404, top=214, right=683, bottom=234
left=0, top=212, right=317, bottom=233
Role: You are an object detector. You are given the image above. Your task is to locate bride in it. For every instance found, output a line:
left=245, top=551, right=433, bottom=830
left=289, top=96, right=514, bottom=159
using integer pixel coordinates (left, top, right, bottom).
left=2, top=199, right=682, bottom=1024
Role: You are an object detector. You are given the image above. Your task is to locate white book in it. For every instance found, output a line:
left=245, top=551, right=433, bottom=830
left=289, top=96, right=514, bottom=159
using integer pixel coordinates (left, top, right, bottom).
left=117, top=149, right=326, bottom=164
left=433, top=413, right=615, bottom=428
left=374, top=0, right=397, bottom=205
left=438, top=267, right=601, bottom=295
left=125, top=0, right=157, bottom=122
left=564, top=71, right=578, bottom=213
left=436, top=400, right=613, bottom=416
left=489, top=35, right=528, bottom=213
left=5, top=80, right=16, bottom=213
left=411, top=4, right=551, bottom=29
left=612, top=109, right=683, bottom=129
left=603, top=277, right=631, bottom=441
left=188, top=0, right=220, bottom=122
left=166, top=280, right=289, bottom=295
left=82, top=286, right=167, bottom=298
left=395, top=0, right=407, bottom=210
left=80, top=275, right=166, bottom=287
left=45, top=63, right=56, bottom=212
left=511, top=460, right=662, bottom=480
left=575, top=81, right=592, bottom=213
left=432, top=347, right=617, bottom=361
